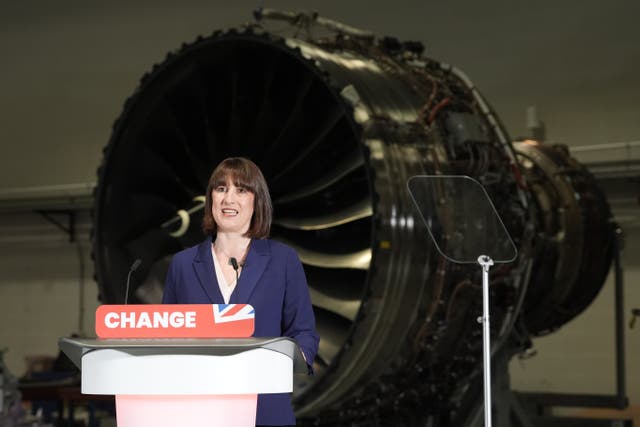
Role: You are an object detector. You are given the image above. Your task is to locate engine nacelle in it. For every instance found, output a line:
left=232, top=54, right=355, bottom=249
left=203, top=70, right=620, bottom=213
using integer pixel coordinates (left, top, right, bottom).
left=92, top=12, right=612, bottom=425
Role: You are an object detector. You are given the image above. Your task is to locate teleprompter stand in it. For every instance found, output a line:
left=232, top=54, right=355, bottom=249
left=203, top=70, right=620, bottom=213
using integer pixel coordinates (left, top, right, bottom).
left=408, top=175, right=518, bottom=427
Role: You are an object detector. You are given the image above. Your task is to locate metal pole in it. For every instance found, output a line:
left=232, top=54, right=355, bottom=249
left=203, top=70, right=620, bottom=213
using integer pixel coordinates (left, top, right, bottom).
left=478, top=255, right=494, bottom=427
left=613, top=226, right=626, bottom=404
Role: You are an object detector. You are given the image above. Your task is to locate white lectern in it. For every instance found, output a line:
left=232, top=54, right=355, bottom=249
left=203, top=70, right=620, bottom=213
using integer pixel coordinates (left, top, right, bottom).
left=59, top=337, right=306, bottom=427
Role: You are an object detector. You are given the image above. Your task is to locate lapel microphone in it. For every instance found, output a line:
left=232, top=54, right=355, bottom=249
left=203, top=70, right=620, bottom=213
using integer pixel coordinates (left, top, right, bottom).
left=228, top=257, right=247, bottom=270
left=228, top=257, right=241, bottom=283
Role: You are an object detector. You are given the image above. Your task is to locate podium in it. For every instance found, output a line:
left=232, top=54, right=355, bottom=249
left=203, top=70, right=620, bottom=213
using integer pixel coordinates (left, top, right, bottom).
left=59, top=336, right=307, bottom=427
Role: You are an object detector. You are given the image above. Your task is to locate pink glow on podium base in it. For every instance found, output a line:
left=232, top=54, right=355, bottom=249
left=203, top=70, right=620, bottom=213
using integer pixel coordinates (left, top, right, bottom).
left=116, top=394, right=257, bottom=427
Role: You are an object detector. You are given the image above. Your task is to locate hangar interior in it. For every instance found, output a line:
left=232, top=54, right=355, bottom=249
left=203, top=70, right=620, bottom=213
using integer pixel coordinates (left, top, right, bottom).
left=0, top=2, right=638, bottom=426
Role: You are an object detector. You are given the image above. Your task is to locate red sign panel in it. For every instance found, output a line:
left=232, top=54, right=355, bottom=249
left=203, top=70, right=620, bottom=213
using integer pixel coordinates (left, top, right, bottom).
left=95, top=304, right=255, bottom=338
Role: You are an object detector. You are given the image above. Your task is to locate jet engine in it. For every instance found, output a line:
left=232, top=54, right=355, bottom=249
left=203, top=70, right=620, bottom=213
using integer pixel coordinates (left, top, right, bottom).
left=92, top=10, right=613, bottom=425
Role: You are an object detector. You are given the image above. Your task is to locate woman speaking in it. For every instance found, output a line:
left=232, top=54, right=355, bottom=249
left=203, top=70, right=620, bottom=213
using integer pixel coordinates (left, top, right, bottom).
left=162, top=157, right=319, bottom=426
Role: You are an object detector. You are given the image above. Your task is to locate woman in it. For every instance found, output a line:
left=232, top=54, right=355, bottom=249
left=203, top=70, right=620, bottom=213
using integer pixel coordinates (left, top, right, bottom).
left=162, top=157, right=319, bottom=426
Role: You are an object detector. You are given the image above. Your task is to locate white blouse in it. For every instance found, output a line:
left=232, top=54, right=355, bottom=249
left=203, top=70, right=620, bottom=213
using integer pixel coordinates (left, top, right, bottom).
left=211, top=244, right=237, bottom=303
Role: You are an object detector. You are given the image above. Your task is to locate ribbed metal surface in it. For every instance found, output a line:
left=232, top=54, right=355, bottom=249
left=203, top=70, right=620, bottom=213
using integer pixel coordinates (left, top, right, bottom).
left=514, top=141, right=614, bottom=335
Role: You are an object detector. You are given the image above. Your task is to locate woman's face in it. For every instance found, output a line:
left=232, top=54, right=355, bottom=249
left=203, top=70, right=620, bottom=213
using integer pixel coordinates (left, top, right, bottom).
left=211, top=177, right=255, bottom=235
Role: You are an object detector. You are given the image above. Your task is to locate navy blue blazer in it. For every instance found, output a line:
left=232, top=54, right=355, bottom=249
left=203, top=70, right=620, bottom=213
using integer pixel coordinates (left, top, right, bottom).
left=162, top=237, right=319, bottom=426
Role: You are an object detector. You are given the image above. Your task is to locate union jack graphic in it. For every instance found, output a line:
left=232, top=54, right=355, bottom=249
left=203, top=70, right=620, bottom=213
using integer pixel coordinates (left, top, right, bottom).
left=212, top=304, right=255, bottom=324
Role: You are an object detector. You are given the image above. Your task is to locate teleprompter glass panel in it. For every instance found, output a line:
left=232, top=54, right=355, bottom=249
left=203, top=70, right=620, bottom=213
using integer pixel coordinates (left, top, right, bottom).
left=407, top=175, right=517, bottom=264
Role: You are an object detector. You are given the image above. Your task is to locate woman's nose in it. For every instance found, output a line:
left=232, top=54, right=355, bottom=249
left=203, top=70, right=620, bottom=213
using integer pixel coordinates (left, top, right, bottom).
left=222, top=189, right=236, bottom=203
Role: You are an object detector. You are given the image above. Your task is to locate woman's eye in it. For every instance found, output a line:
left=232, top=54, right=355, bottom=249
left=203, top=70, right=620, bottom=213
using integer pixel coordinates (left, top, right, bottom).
left=215, top=186, right=226, bottom=192
left=237, top=187, right=247, bottom=193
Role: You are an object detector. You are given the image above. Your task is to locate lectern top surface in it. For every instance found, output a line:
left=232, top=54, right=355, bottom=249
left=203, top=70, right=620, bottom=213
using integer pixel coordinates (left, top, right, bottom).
left=64, top=336, right=290, bottom=348
left=59, top=336, right=307, bottom=374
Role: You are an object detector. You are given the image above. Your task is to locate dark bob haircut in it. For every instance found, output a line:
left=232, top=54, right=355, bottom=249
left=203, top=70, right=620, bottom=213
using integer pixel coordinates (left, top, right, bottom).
left=202, top=157, right=272, bottom=238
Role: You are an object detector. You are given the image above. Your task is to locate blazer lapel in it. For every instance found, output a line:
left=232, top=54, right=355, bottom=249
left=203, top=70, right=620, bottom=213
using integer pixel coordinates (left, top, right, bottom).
left=193, top=238, right=224, bottom=303
left=231, top=239, right=269, bottom=304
